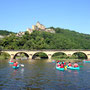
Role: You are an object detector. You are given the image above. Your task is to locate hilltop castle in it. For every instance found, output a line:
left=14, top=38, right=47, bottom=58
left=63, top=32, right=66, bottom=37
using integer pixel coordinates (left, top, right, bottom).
left=32, top=21, right=45, bottom=30
left=16, top=22, right=55, bottom=37
left=27, top=21, right=55, bottom=34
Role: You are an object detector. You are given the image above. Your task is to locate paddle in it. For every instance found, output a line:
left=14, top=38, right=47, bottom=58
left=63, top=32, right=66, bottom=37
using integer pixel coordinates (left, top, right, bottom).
left=79, top=65, right=83, bottom=67
left=20, top=64, right=24, bottom=67
left=64, top=66, right=67, bottom=70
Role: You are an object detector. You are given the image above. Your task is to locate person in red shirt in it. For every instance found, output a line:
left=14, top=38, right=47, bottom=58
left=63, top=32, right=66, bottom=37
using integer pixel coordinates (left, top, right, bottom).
left=63, top=62, right=66, bottom=65
left=60, top=62, right=64, bottom=68
left=56, top=62, right=60, bottom=67
left=68, top=62, right=72, bottom=67
left=73, top=62, right=79, bottom=67
left=16, top=61, right=19, bottom=64
left=13, top=61, right=18, bottom=67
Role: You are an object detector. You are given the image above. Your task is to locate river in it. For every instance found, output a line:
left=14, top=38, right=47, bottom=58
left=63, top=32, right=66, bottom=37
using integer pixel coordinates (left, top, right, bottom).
left=0, top=59, right=90, bottom=90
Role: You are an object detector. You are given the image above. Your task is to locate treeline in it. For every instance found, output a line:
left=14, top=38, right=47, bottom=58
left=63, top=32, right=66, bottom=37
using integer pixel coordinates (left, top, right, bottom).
left=0, top=30, right=14, bottom=36
left=0, top=27, right=90, bottom=50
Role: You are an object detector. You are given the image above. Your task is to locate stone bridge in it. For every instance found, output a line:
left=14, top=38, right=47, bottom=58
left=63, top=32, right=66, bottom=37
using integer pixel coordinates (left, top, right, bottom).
left=1, top=50, right=90, bottom=60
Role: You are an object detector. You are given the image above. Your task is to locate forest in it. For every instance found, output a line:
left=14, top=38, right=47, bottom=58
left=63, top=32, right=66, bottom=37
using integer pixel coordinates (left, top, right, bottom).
left=0, top=30, right=14, bottom=36
left=0, top=27, right=90, bottom=50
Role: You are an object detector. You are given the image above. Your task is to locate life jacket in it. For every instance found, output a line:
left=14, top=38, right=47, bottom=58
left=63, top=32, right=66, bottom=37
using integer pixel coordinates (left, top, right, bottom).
left=13, top=63, right=17, bottom=67
left=74, top=63, right=78, bottom=67
left=60, top=64, right=64, bottom=68
left=57, top=63, right=60, bottom=67
left=11, top=60, right=14, bottom=62
left=68, top=63, right=72, bottom=67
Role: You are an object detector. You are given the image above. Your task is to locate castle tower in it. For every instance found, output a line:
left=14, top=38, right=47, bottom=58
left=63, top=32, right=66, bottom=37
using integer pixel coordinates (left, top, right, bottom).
left=36, top=21, right=41, bottom=28
left=32, top=25, right=39, bottom=30
left=36, top=21, right=45, bottom=29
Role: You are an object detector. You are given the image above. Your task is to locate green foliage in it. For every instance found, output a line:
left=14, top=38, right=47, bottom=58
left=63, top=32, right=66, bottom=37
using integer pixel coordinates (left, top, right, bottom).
left=0, top=27, right=90, bottom=51
left=0, top=52, right=10, bottom=60
left=72, top=52, right=87, bottom=59
left=0, top=30, right=15, bottom=36
left=34, top=52, right=48, bottom=58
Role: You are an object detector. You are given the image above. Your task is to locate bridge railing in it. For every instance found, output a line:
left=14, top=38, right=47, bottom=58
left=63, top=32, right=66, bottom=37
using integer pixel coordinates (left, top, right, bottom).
left=1, top=49, right=90, bottom=51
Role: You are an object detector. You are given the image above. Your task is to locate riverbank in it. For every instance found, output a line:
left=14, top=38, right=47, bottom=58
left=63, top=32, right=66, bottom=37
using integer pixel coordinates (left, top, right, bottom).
left=0, top=56, right=10, bottom=60
left=52, top=58, right=83, bottom=63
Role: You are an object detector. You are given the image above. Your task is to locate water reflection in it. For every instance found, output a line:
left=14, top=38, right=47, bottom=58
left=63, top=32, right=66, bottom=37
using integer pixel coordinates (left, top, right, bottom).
left=73, top=70, right=79, bottom=75
left=12, top=69, right=18, bottom=76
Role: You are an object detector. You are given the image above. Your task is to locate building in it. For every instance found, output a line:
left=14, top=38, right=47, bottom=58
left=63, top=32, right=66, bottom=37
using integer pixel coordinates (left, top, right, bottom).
left=32, top=21, right=55, bottom=33
left=26, top=28, right=33, bottom=34
left=16, top=32, right=25, bottom=37
left=16, top=21, right=55, bottom=37
left=32, top=21, right=45, bottom=30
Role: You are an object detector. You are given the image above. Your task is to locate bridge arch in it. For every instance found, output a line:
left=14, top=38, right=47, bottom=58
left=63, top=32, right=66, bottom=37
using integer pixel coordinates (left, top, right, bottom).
left=32, top=52, right=48, bottom=60
left=0, top=51, right=10, bottom=60
left=51, top=52, right=67, bottom=59
left=72, top=52, right=87, bottom=59
left=13, top=52, right=29, bottom=60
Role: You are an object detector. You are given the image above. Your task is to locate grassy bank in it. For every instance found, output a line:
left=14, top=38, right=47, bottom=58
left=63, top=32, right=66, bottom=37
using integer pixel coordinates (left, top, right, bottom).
left=52, top=58, right=83, bottom=63
left=0, top=56, right=10, bottom=60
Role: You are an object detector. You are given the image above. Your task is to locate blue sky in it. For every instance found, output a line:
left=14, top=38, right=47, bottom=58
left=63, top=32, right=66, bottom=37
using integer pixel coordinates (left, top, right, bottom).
left=0, top=0, right=90, bottom=34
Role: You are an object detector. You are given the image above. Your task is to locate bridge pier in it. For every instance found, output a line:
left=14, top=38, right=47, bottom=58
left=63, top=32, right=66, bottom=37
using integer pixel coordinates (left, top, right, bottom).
left=87, top=54, right=90, bottom=59
left=67, top=54, right=72, bottom=57
left=28, top=54, right=33, bottom=60
left=10, top=54, right=15, bottom=59
left=48, top=54, right=52, bottom=60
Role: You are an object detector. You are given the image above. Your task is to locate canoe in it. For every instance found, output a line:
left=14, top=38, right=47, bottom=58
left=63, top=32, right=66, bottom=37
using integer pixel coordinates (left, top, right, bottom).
left=13, top=65, right=19, bottom=69
left=83, top=60, right=90, bottom=63
left=9, top=62, right=14, bottom=64
left=67, top=66, right=80, bottom=70
left=56, top=66, right=64, bottom=71
left=52, top=60, right=55, bottom=63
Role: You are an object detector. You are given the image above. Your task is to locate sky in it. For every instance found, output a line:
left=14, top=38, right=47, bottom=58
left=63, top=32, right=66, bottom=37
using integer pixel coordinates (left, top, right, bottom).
left=0, top=0, right=90, bottom=34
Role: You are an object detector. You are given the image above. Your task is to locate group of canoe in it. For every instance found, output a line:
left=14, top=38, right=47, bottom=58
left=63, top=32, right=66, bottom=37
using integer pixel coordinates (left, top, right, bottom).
left=83, top=60, right=90, bottom=63
left=55, top=59, right=90, bottom=71
left=55, top=61, right=80, bottom=71
left=9, top=60, right=20, bottom=69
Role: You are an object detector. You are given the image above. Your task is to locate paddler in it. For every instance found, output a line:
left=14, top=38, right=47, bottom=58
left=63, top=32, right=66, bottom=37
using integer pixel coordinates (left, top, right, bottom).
left=73, top=62, right=79, bottom=67
left=68, top=62, right=72, bottom=67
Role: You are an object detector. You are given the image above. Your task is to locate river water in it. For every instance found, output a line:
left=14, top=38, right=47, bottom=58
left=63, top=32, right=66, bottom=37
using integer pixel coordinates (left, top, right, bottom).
left=0, top=59, right=90, bottom=90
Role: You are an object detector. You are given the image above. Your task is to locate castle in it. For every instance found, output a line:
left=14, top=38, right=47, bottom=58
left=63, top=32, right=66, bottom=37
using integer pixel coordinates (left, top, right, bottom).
left=32, top=21, right=45, bottom=30
left=27, top=21, right=55, bottom=34
left=16, top=22, right=55, bottom=37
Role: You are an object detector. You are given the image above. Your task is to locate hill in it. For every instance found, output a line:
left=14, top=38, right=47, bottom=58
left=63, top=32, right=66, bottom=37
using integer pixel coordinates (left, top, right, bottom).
left=0, top=30, right=15, bottom=36
left=0, top=27, right=90, bottom=50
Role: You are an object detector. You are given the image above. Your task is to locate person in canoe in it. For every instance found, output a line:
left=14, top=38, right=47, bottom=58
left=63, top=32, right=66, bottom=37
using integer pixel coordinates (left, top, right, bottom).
left=73, top=62, right=79, bottom=67
left=68, top=62, right=72, bottom=67
left=16, top=61, right=19, bottom=64
left=60, top=62, right=64, bottom=68
left=63, top=62, right=66, bottom=65
left=13, top=61, right=18, bottom=67
left=56, top=61, right=61, bottom=67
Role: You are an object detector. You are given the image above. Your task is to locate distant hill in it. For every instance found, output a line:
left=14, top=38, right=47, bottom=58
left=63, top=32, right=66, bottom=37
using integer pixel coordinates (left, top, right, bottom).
left=0, top=30, right=15, bottom=36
